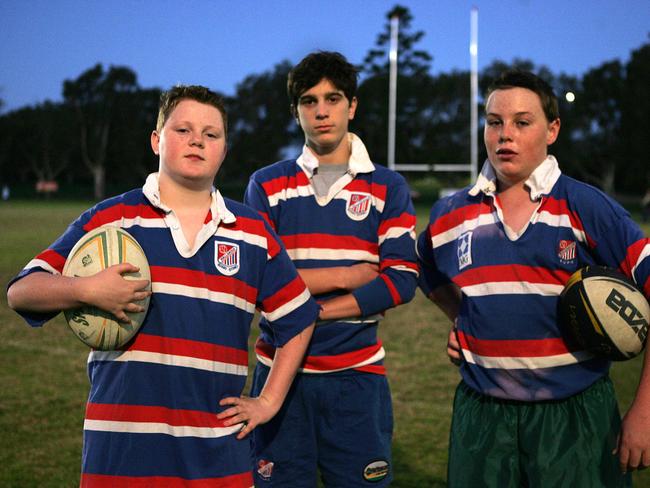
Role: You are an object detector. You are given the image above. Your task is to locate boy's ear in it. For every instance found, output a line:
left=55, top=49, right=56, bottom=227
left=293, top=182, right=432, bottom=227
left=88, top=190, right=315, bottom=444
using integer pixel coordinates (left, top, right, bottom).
left=151, top=130, right=160, bottom=155
left=546, top=118, right=561, bottom=146
left=348, top=97, right=358, bottom=121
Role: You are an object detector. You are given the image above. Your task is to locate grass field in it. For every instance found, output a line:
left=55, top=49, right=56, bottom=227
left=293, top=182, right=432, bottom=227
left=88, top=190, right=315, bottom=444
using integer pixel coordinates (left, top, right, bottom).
left=1, top=200, right=649, bottom=487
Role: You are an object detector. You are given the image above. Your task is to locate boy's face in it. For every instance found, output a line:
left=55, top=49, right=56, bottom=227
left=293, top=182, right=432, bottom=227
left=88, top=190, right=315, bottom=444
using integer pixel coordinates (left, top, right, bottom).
left=151, top=99, right=227, bottom=189
left=484, top=87, right=560, bottom=188
left=296, top=78, right=357, bottom=158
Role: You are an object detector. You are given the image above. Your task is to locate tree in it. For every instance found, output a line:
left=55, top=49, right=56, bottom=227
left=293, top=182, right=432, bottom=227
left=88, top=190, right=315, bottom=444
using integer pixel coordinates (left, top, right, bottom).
left=620, top=40, right=650, bottom=194
left=0, top=102, right=77, bottom=195
left=356, top=5, right=437, bottom=165
left=363, top=5, right=432, bottom=77
left=223, top=61, right=300, bottom=185
left=63, top=64, right=139, bottom=200
left=570, top=61, right=625, bottom=193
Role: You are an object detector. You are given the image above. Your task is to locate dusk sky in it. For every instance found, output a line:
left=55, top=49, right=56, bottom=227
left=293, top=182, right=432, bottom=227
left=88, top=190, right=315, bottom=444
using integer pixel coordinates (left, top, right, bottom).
left=1, top=0, right=648, bottom=113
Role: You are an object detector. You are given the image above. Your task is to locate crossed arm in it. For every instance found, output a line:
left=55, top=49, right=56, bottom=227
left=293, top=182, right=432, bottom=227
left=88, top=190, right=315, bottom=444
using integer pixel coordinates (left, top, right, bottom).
left=7, top=265, right=151, bottom=321
left=298, top=263, right=379, bottom=320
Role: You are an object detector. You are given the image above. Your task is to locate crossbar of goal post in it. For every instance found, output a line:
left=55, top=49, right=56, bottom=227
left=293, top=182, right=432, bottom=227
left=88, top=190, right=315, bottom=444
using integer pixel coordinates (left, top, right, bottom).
left=388, top=7, right=479, bottom=185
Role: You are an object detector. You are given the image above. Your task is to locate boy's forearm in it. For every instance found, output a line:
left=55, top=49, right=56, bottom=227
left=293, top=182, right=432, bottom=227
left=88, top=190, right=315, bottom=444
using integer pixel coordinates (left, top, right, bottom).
left=257, top=324, right=315, bottom=409
left=7, top=272, right=81, bottom=312
left=298, top=267, right=366, bottom=295
left=428, top=283, right=462, bottom=322
left=318, top=294, right=362, bottom=321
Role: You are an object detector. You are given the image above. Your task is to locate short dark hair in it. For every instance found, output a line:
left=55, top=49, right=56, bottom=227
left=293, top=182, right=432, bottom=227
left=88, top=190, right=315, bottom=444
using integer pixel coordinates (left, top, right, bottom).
left=287, top=51, right=359, bottom=116
left=486, top=70, right=559, bottom=122
left=156, top=85, right=228, bottom=136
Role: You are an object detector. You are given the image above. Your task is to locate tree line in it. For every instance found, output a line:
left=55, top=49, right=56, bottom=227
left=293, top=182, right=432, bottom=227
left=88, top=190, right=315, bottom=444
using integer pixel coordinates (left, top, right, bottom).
left=0, top=5, right=648, bottom=201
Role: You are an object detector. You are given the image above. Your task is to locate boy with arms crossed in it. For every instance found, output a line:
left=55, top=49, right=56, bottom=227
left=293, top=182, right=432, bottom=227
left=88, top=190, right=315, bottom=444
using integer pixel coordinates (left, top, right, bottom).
left=244, top=51, right=418, bottom=487
left=7, top=85, right=318, bottom=486
left=417, top=70, right=650, bottom=487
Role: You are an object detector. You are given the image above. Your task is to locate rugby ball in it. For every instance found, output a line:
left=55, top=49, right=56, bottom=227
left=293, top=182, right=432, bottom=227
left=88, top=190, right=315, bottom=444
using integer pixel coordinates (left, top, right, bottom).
left=559, top=265, right=649, bottom=361
left=62, top=226, right=151, bottom=350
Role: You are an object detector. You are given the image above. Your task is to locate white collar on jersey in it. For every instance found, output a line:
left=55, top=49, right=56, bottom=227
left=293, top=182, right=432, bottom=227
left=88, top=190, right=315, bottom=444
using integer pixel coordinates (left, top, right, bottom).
left=468, top=155, right=562, bottom=201
left=297, top=132, right=375, bottom=178
left=142, top=172, right=236, bottom=225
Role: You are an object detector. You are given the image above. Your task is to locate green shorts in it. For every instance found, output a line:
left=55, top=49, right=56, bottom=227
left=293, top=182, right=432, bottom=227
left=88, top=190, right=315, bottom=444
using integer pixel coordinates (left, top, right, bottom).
left=448, top=376, right=632, bottom=488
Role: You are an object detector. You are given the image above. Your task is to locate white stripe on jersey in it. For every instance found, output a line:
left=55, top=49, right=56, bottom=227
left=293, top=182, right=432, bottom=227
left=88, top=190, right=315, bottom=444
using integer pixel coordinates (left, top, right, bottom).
left=24, top=258, right=60, bottom=275
left=536, top=210, right=588, bottom=242
left=216, top=227, right=268, bottom=252
left=88, top=350, right=249, bottom=376
left=152, top=282, right=256, bottom=313
left=334, top=189, right=386, bottom=213
left=84, top=419, right=243, bottom=439
left=262, top=288, right=313, bottom=322
left=462, top=348, right=593, bottom=369
left=632, top=242, right=650, bottom=280
left=267, top=184, right=313, bottom=207
left=462, top=281, right=564, bottom=297
left=288, top=248, right=378, bottom=262
left=378, top=226, right=415, bottom=246
left=256, top=345, right=386, bottom=373
left=432, top=212, right=498, bottom=248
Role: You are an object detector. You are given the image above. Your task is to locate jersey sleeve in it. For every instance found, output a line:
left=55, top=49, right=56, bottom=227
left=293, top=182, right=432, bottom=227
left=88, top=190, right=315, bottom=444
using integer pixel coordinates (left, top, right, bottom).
left=351, top=177, right=418, bottom=316
left=415, top=203, right=453, bottom=297
left=255, top=219, right=319, bottom=347
left=244, top=174, right=277, bottom=231
left=7, top=207, right=93, bottom=327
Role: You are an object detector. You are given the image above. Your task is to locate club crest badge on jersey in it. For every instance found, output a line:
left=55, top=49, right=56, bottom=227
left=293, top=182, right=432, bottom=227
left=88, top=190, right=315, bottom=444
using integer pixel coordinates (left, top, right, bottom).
left=457, top=231, right=473, bottom=270
left=215, top=241, right=240, bottom=276
left=557, top=239, right=576, bottom=264
left=346, top=192, right=371, bottom=221
left=257, top=459, right=274, bottom=481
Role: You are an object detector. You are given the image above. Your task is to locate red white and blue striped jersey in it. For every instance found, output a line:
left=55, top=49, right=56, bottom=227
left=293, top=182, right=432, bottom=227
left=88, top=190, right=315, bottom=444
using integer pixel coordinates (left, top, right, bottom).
left=10, top=173, right=319, bottom=486
left=417, top=156, right=650, bottom=401
left=245, top=134, right=418, bottom=375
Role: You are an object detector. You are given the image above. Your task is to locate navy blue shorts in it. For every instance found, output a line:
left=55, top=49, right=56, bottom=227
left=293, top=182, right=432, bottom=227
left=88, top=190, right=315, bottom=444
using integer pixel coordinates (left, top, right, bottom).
left=250, top=363, right=393, bottom=487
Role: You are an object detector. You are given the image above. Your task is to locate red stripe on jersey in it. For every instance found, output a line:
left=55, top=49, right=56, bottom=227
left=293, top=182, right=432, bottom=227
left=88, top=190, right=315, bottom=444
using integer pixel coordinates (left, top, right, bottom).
left=127, top=333, right=248, bottom=366
left=345, top=179, right=387, bottom=202
left=256, top=210, right=276, bottom=231
left=455, top=264, right=572, bottom=287
left=81, top=471, right=253, bottom=488
left=221, top=215, right=280, bottom=258
left=430, top=202, right=492, bottom=236
left=380, top=274, right=402, bottom=305
left=83, top=203, right=164, bottom=231
left=457, top=331, right=576, bottom=357
left=151, top=266, right=258, bottom=305
left=619, top=238, right=649, bottom=277
left=261, top=275, right=307, bottom=314
left=378, top=212, right=415, bottom=236
left=353, top=364, right=386, bottom=375
left=261, top=172, right=310, bottom=196
left=282, top=233, right=378, bottom=254
left=380, top=259, right=419, bottom=273
left=85, top=402, right=230, bottom=428
left=256, top=339, right=383, bottom=372
left=540, top=197, right=595, bottom=247
left=36, top=248, right=66, bottom=273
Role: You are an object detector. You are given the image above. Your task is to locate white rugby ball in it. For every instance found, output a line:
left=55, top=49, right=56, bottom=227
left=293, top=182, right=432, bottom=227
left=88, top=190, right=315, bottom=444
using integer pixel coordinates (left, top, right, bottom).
left=62, top=226, right=151, bottom=350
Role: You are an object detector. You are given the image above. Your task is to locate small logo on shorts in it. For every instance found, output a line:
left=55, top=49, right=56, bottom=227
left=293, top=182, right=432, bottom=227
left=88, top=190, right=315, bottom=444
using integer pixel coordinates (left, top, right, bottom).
left=457, top=231, right=473, bottom=270
left=363, top=460, right=389, bottom=482
left=346, top=192, right=371, bottom=220
left=214, top=241, right=240, bottom=276
left=557, top=239, right=576, bottom=263
left=257, top=459, right=274, bottom=481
